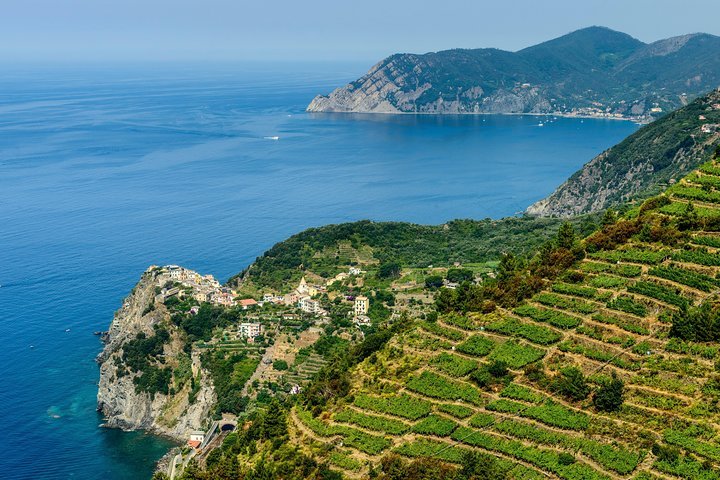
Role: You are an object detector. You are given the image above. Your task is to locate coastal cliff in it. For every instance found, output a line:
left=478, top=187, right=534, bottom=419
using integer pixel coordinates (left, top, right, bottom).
left=307, top=55, right=552, bottom=115
left=96, top=267, right=215, bottom=441
left=527, top=89, right=720, bottom=217
left=308, top=27, right=720, bottom=119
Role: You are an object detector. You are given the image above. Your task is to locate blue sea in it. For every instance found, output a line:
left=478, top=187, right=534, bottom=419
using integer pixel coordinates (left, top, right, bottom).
left=0, top=62, right=638, bottom=479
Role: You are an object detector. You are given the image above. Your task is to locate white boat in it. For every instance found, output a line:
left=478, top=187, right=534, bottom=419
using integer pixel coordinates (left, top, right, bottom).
left=537, top=122, right=544, bottom=127
left=264, top=136, right=280, bottom=140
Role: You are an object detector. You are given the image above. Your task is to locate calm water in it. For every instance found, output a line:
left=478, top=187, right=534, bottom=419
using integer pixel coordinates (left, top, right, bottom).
left=0, top=63, right=638, bottom=479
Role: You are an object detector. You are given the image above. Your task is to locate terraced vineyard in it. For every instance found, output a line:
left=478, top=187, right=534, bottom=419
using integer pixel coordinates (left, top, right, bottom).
left=290, top=158, right=720, bottom=479
left=284, top=353, right=327, bottom=386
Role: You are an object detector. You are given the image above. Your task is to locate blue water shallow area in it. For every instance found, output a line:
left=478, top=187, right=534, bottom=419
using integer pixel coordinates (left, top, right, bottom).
left=0, top=62, right=638, bottom=479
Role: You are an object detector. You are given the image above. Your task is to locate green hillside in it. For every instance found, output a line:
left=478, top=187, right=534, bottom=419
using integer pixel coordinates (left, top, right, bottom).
left=174, top=159, right=720, bottom=480
left=234, top=216, right=601, bottom=291
left=528, top=89, right=720, bottom=217
left=283, top=156, right=720, bottom=479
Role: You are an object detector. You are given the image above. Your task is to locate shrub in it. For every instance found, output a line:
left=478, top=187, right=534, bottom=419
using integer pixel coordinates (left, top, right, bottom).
left=419, top=321, right=465, bottom=341
left=407, top=371, right=485, bottom=406
left=649, top=265, right=720, bottom=292
left=272, top=359, right=289, bottom=371
left=593, top=373, right=624, bottom=412
left=606, top=295, right=647, bottom=317
left=485, top=317, right=561, bottom=345
left=437, top=403, right=474, bottom=419
left=334, top=409, right=409, bottom=435
left=627, top=281, right=689, bottom=309
left=513, top=304, right=582, bottom=329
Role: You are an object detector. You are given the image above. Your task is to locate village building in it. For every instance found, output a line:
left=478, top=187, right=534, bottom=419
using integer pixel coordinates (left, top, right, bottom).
left=354, top=315, right=371, bottom=326
left=188, top=431, right=205, bottom=449
left=283, top=292, right=300, bottom=306
left=299, top=296, right=322, bottom=314
left=238, top=322, right=264, bottom=340
left=296, top=276, right=310, bottom=295
left=239, top=298, right=258, bottom=310
left=354, top=295, right=369, bottom=316
left=349, top=266, right=363, bottom=276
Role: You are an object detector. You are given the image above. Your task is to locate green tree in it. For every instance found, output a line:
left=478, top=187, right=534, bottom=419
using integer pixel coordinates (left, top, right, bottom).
left=497, top=253, right=521, bottom=282
left=272, top=360, right=289, bottom=371
left=424, top=275, right=444, bottom=289
left=593, top=373, right=624, bottom=412
left=259, top=399, right=287, bottom=440
left=446, top=268, right=474, bottom=283
left=487, top=360, right=509, bottom=378
left=601, top=209, right=618, bottom=227
left=678, top=201, right=699, bottom=230
left=551, top=367, right=590, bottom=401
left=459, top=450, right=504, bottom=480
left=556, top=222, right=577, bottom=250
left=377, top=261, right=402, bottom=279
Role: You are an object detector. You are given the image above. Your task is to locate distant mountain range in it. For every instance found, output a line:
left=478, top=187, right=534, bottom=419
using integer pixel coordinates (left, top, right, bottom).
left=308, top=27, right=720, bottom=120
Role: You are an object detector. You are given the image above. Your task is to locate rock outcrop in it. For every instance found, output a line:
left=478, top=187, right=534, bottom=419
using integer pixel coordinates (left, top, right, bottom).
left=307, top=55, right=553, bottom=115
left=96, top=267, right=215, bottom=441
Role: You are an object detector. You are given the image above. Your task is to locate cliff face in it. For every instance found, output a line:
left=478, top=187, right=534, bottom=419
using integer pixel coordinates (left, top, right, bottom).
left=307, top=55, right=552, bottom=115
left=527, top=89, right=720, bottom=217
left=96, top=267, right=215, bottom=441
left=308, top=27, right=720, bottom=118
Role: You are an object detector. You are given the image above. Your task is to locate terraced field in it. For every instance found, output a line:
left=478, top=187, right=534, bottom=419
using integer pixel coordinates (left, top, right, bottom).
left=290, top=159, right=720, bottom=479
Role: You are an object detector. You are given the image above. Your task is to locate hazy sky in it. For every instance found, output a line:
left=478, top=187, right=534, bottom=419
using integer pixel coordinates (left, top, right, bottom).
left=2, top=0, right=720, bottom=63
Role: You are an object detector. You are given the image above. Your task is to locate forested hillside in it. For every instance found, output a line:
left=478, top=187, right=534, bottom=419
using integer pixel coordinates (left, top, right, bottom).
left=308, top=27, right=720, bottom=119
left=233, top=216, right=600, bottom=291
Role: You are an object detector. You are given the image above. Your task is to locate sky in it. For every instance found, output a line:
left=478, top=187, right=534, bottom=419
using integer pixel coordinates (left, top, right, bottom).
left=2, top=0, right=720, bottom=63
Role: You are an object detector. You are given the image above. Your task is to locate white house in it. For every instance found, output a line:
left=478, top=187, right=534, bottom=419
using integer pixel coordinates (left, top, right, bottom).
left=299, top=296, right=321, bottom=314
left=354, top=295, right=369, bottom=316
left=239, top=322, right=264, bottom=340
left=188, top=431, right=205, bottom=449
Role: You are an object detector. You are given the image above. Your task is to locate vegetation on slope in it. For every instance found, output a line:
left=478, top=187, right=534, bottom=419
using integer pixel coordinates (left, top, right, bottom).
left=234, top=215, right=600, bottom=291
left=528, top=89, right=720, bottom=216
left=161, top=152, right=720, bottom=480
left=310, top=27, right=720, bottom=118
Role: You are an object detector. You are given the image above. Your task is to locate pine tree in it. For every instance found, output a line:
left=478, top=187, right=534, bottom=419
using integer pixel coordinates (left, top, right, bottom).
left=556, top=222, right=576, bottom=250
left=601, top=209, right=617, bottom=227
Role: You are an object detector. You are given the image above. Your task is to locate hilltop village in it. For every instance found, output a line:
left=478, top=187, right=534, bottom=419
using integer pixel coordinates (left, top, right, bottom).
left=157, top=264, right=374, bottom=335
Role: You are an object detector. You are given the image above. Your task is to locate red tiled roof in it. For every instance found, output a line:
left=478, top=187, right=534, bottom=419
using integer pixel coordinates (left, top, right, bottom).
left=188, top=440, right=201, bottom=449
left=240, top=299, right=258, bottom=306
